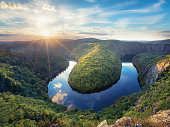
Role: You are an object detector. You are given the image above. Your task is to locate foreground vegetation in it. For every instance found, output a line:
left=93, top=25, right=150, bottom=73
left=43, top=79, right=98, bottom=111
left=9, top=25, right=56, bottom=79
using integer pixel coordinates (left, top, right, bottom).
left=68, top=45, right=121, bottom=93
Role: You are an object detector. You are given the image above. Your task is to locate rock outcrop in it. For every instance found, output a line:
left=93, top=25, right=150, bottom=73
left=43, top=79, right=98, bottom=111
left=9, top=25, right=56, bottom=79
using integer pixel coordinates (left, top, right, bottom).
left=148, top=110, right=170, bottom=126
left=97, top=117, right=142, bottom=127
left=98, top=110, right=170, bottom=127
left=145, top=61, right=170, bottom=84
left=97, top=120, right=108, bottom=127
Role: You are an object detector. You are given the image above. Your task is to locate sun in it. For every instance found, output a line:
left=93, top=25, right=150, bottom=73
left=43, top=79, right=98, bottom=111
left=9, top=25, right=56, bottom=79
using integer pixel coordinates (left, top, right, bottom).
left=40, top=30, right=51, bottom=37
left=34, top=15, right=57, bottom=38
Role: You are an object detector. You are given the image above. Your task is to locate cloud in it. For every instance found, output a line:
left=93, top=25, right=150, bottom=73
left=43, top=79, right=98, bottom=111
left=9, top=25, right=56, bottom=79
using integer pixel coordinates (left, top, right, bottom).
left=139, top=26, right=148, bottom=31
left=153, top=0, right=165, bottom=8
left=133, top=14, right=165, bottom=24
left=42, top=4, right=56, bottom=12
left=160, top=31, right=170, bottom=37
left=120, top=0, right=165, bottom=14
left=52, top=90, right=67, bottom=104
left=86, top=0, right=96, bottom=3
left=0, top=34, right=17, bottom=36
left=114, top=18, right=130, bottom=29
left=112, top=29, right=167, bottom=41
left=111, top=1, right=138, bottom=8
left=54, top=83, right=62, bottom=88
left=114, top=14, right=165, bottom=29
left=79, top=32, right=108, bottom=36
left=0, top=1, right=28, bottom=10
left=105, top=0, right=165, bottom=16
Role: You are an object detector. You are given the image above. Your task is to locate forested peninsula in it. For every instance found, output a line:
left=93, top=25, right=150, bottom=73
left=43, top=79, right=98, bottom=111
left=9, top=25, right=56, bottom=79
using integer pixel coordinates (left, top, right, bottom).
left=68, top=45, right=121, bottom=93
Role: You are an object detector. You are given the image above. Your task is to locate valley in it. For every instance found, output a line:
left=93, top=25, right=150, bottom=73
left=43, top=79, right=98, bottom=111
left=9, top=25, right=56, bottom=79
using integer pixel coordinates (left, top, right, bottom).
left=0, top=38, right=169, bottom=126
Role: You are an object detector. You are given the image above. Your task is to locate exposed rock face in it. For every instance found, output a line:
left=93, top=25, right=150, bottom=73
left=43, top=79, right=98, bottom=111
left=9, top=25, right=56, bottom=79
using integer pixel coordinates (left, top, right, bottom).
left=98, top=110, right=170, bottom=127
left=97, top=120, right=109, bottom=127
left=50, top=123, right=62, bottom=127
left=145, top=61, right=170, bottom=84
left=111, top=117, right=132, bottom=127
left=148, top=110, right=170, bottom=126
left=98, top=117, right=142, bottom=127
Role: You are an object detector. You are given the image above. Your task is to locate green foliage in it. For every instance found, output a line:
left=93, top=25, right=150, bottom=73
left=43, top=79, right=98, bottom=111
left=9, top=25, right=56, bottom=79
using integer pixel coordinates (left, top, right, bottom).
left=0, top=92, right=99, bottom=127
left=97, top=93, right=138, bottom=124
left=73, top=43, right=96, bottom=59
left=69, top=45, right=121, bottom=93
left=0, top=50, right=99, bottom=127
left=0, top=42, right=169, bottom=126
left=0, top=50, right=69, bottom=81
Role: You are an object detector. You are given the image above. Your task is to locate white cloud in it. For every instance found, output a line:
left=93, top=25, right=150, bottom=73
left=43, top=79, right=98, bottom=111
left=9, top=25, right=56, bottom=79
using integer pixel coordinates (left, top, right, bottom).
left=111, top=1, right=138, bottom=8
left=139, top=26, right=148, bottom=31
left=54, top=83, right=62, bottom=88
left=153, top=0, right=165, bottom=8
left=113, top=14, right=165, bottom=29
left=110, top=29, right=167, bottom=41
left=0, top=1, right=28, bottom=10
left=52, top=90, right=67, bottom=104
left=105, top=0, right=166, bottom=16
left=114, top=18, right=130, bottom=29
left=42, top=4, right=56, bottom=11
left=133, top=14, right=165, bottom=24
left=121, top=0, right=165, bottom=14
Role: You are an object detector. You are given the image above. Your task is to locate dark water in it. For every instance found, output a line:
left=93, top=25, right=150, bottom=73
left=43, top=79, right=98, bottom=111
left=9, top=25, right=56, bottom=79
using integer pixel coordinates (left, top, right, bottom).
left=48, top=61, right=140, bottom=111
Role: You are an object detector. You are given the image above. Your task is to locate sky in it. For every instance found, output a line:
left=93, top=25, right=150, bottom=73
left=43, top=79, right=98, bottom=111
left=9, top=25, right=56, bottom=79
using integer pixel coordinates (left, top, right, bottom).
left=0, top=0, right=170, bottom=41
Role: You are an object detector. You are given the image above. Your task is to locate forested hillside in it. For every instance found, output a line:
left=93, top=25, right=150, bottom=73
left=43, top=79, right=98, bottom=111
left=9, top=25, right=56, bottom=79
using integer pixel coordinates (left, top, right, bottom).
left=68, top=45, right=121, bottom=93
left=1, top=38, right=170, bottom=61
left=0, top=50, right=100, bottom=127
left=71, top=39, right=170, bottom=61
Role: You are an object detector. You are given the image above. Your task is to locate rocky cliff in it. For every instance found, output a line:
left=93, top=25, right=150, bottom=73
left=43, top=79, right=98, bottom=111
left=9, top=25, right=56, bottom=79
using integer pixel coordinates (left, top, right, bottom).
left=133, top=53, right=170, bottom=86
left=145, top=60, right=170, bottom=84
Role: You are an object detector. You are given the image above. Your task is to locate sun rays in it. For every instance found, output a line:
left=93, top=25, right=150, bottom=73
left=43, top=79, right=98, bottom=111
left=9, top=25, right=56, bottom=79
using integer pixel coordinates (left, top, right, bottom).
left=45, top=38, right=51, bottom=72
left=26, top=37, right=77, bottom=74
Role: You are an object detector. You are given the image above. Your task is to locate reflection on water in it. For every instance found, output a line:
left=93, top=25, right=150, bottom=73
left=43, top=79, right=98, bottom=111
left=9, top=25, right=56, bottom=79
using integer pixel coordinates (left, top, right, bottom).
left=48, top=61, right=140, bottom=111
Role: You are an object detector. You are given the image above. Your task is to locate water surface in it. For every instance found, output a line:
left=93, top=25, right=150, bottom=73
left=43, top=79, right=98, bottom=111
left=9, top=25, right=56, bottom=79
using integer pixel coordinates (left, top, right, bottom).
left=48, top=61, right=140, bottom=111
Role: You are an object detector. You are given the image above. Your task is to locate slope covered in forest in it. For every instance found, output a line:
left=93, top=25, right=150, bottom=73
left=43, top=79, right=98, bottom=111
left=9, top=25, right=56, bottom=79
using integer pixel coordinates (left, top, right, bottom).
left=68, top=45, right=121, bottom=93
left=0, top=50, right=99, bottom=127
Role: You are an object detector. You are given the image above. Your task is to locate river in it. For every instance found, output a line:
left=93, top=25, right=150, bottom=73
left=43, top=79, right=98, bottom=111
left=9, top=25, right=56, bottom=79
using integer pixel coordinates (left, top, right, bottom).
left=48, top=61, right=140, bottom=111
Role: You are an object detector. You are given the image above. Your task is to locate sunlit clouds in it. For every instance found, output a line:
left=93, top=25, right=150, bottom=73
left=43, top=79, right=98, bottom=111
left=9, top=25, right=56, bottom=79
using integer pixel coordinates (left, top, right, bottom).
left=54, top=83, right=62, bottom=89
left=0, top=0, right=170, bottom=41
left=42, top=4, right=56, bottom=12
left=52, top=90, right=67, bottom=104
left=0, top=1, right=28, bottom=10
